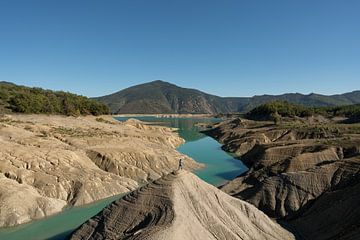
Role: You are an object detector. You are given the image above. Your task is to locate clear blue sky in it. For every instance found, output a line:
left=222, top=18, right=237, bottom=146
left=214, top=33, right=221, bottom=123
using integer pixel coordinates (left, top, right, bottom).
left=0, top=0, right=359, bottom=97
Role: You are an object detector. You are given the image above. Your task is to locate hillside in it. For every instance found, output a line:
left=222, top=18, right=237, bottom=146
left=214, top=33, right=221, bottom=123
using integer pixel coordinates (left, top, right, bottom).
left=95, top=80, right=360, bottom=114
left=203, top=118, right=360, bottom=240
left=94, top=80, right=242, bottom=114
left=70, top=171, right=294, bottom=240
left=0, top=115, right=201, bottom=227
left=0, top=81, right=109, bottom=116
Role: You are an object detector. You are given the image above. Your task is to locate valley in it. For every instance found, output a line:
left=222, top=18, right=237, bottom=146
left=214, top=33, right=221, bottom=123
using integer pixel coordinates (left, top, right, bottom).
left=1, top=81, right=360, bottom=240
left=0, top=115, right=247, bottom=239
left=2, top=1, right=359, bottom=238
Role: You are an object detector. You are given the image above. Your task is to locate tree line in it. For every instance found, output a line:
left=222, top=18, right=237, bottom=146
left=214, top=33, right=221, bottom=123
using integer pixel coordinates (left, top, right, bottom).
left=246, top=100, right=360, bottom=123
left=0, top=82, right=109, bottom=116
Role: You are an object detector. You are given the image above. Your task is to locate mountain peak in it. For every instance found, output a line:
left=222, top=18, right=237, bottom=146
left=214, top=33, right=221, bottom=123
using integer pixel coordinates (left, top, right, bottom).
left=145, top=80, right=180, bottom=88
left=149, top=79, right=170, bottom=84
left=70, top=171, right=294, bottom=240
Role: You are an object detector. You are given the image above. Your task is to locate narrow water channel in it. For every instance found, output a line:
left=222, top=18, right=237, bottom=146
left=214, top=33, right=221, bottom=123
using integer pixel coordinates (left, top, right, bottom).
left=0, top=117, right=247, bottom=240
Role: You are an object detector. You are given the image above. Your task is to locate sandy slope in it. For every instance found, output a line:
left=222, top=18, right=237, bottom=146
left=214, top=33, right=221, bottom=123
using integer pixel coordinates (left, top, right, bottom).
left=0, top=114, right=201, bottom=227
left=70, top=171, right=294, bottom=240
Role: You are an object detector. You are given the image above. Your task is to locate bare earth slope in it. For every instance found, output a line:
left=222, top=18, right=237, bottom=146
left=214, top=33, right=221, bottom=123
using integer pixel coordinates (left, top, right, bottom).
left=70, top=171, right=294, bottom=240
left=0, top=115, right=201, bottom=227
left=203, top=118, right=360, bottom=239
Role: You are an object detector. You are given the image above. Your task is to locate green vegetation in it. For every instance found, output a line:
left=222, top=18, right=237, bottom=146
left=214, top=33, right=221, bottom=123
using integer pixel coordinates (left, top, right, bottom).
left=95, top=80, right=232, bottom=114
left=95, top=117, right=114, bottom=124
left=245, top=101, right=313, bottom=120
left=321, top=104, right=360, bottom=123
left=2, top=80, right=359, bottom=116
left=95, top=80, right=360, bottom=114
left=270, top=111, right=281, bottom=125
left=246, top=100, right=360, bottom=123
left=0, top=82, right=109, bottom=116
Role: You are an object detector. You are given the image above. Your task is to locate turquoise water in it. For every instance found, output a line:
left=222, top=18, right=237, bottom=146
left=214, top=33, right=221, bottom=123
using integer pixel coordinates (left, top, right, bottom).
left=179, top=137, right=246, bottom=185
left=115, top=116, right=247, bottom=185
left=115, top=116, right=215, bottom=142
left=0, top=194, right=124, bottom=240
left=0, top=117, right=247, bottom=240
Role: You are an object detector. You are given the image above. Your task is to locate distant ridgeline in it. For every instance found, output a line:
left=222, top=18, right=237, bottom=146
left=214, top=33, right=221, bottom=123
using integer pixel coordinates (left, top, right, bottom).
left=246, top=100, right=360, bottom=123
left=95, top=80, right=360, bottom=114
left=0, top=82, right=109, bottom=116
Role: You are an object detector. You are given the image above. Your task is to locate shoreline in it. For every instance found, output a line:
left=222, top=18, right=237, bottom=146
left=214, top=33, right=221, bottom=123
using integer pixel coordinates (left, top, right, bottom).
left=0, top=192, right=126, bottom=232
left=113, top=113, right=216, bottom=118
left=0, top=114, right=200, bottom=228
left=202, top=117, right=360, bottom=239
left=0, top=115, right=243, bottom=234
left=0, top=115, right=253, bottom=240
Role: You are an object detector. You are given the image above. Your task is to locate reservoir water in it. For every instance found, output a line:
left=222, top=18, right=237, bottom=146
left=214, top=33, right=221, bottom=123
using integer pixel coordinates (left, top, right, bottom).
left=0, top=117, right=247, bottom=240
left=117, top=116, right=248, bottom=185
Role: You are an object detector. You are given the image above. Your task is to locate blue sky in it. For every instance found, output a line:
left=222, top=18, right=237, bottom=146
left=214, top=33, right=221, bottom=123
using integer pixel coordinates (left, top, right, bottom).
left=0, top=0, right=359, bottom=97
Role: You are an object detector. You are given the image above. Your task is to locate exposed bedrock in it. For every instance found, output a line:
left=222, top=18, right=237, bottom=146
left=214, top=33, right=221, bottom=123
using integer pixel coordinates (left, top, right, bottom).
left=0, top=115, right=201, bottom=227
left=204, top=118, right=360, bottom=239
left=70, top=171, right=295, bottom=240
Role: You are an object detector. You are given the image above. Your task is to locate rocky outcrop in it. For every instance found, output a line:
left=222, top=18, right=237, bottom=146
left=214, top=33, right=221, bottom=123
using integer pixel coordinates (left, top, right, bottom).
left=289, top=172, right=360, bottom=240
left=204, top=118, right=360, bottom=239
left=222, top=156, right=360, bottom=219
left=0, top=115, right=201, bottom=227
left=70, top=171, right=295, bottom=240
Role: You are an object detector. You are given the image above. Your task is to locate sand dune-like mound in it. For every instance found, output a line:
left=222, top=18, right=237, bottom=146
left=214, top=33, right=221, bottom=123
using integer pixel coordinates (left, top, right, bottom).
left=70, top=171, right=294, bottom=240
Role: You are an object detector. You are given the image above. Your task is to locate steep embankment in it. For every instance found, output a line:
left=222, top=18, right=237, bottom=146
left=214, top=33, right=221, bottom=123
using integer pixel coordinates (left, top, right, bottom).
left=0, top=115, right=201, bottom=227
left=70, top=171, right=295, bottom=240
left=203, top=118, right=360, bottom=239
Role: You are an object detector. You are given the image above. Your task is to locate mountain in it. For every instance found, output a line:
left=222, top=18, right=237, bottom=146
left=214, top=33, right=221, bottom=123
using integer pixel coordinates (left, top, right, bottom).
left=94, top=80, right=244, bottom=114
left=70, top=171, right=294, bottom=240
left=95, top=80, right=360, bottom=114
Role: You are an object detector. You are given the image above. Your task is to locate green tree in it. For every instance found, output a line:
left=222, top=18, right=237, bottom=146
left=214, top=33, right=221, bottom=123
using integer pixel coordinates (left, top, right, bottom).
left=271, top=111, right=281, bottom=125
